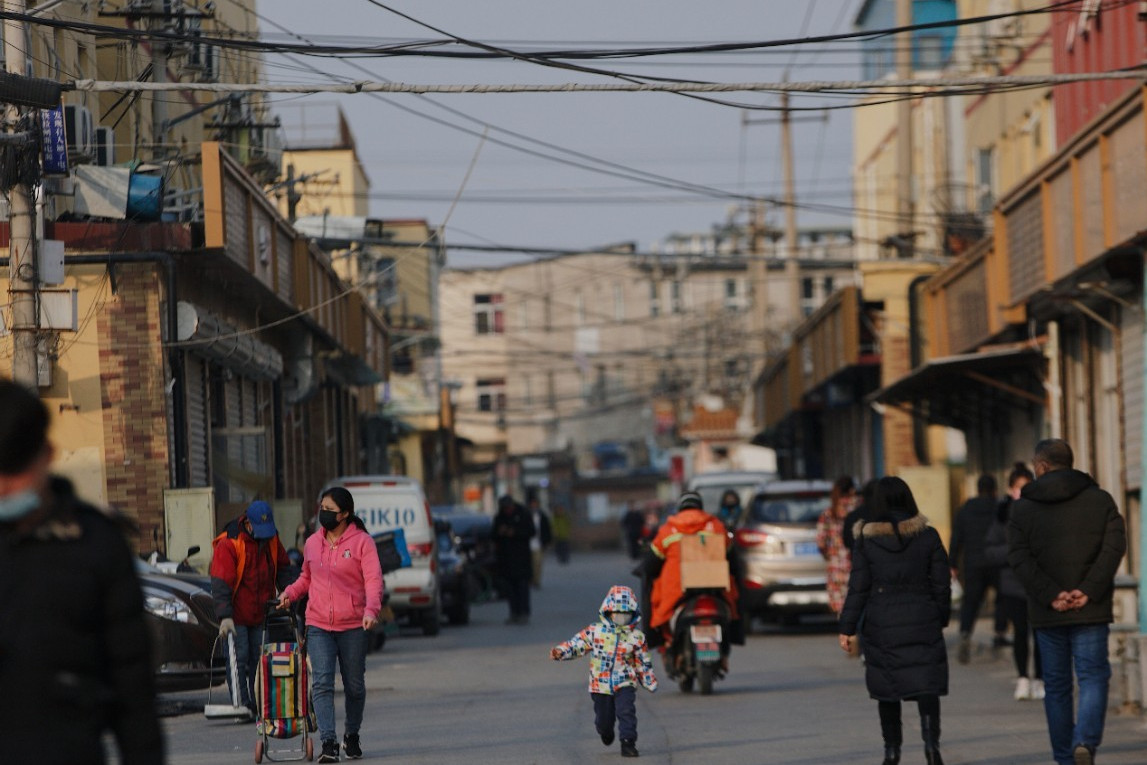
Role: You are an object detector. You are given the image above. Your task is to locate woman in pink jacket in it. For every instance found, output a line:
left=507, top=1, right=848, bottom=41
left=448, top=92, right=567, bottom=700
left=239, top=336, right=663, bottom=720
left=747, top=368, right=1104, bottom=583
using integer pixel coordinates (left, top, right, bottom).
left=279, top=487, right=383, bottom=763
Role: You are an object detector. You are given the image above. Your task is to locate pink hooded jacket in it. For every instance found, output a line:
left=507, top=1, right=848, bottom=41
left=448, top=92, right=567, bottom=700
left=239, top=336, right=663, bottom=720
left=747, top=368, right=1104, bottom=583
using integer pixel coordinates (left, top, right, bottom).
left=284, top=523, right=384, bottom=632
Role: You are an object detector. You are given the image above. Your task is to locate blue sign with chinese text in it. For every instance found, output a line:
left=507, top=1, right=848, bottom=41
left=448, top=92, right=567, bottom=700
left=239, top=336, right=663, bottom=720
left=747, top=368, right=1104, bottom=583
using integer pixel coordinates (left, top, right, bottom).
left=40, top=106, right=68, bottom=176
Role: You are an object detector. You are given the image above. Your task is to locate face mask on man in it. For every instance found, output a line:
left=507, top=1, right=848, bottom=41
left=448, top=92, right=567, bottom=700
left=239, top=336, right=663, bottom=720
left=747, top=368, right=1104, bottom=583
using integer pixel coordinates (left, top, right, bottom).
left=319, top=509, right=342, bottom=531
left=610, top=612, right=633, bottom=627
left=0, top=489, right=41, bottom=523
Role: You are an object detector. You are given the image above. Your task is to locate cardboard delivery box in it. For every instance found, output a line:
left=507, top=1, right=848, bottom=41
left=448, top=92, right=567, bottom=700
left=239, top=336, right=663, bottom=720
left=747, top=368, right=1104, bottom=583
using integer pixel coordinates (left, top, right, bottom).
left=679, top=533, right=730, bottom=590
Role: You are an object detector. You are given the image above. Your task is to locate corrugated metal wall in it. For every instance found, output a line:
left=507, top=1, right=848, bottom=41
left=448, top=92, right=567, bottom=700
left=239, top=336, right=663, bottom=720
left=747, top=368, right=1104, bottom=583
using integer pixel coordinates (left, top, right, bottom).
left=1123, top=304, right=1144, bottom=492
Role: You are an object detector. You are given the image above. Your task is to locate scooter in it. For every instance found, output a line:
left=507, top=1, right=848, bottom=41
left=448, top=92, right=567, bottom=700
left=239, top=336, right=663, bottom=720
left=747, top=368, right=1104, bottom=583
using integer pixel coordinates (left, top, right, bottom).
left=663, top=587, right=732, bottom=695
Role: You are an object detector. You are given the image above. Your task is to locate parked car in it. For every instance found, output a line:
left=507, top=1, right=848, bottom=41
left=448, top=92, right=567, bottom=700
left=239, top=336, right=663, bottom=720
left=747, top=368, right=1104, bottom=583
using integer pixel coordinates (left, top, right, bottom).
left=323, top=475, right=441, bottom=636
left=435, top=509, right=497, bottom=602
left=136, top=559, right=225, bottom=693
left=732, top=479, right=834, bottom=625
left=433, top=518, right=476, bottom=625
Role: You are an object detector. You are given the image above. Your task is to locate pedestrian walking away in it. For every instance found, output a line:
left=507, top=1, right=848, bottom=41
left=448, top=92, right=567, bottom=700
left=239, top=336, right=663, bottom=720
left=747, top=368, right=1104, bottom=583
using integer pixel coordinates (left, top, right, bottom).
left=1007, top=439, right=1126, bottom=765
left=210, top=498, right=295, bottom=716
left=983, top=462, right=1044, bottom=702
left=0, top=377, right=165, bottom=765
left=621, top=502, right=646, bottom=560
left=816, top=475, right=857, bottom=616
left=551, top=503, right=572, bottom=564
left=551, top=584, right=658, bottom=758
left=950, top=473, right=1008, bottom=664
left=279, top=487, right=384, bottom=763
left=838, top=475, right=951, bottom=765
left=494, top=494, right=536, bottom=624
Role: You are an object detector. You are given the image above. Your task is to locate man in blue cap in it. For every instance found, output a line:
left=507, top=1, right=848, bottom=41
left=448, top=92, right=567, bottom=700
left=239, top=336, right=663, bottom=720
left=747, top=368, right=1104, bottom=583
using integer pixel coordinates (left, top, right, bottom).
left=210, top=499, right=294, bottom=714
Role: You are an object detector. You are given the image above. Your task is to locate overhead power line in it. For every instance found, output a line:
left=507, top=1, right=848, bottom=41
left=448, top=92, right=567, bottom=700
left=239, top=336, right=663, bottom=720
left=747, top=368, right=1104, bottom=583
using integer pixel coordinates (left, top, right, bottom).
left=70, top=70, right=1147, bottom=95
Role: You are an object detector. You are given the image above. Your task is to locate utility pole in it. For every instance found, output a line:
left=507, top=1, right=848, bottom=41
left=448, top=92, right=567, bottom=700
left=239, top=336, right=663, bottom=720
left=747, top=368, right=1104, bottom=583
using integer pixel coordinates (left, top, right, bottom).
left=896, top=0, right=915, bottom=257
left=780, top=90, right=801, bottom=327
left=150, top=0, right=168, bottom=161
left=744, top=101, right=826, bottom=333
left=747, top=198, right=769, bottom=369
left=5, top=0, right=37, bottom=386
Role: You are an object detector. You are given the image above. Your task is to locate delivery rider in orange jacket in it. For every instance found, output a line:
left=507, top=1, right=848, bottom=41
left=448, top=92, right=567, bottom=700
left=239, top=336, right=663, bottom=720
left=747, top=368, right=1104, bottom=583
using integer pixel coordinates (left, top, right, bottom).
left=642, top=491, right=739, bottom=647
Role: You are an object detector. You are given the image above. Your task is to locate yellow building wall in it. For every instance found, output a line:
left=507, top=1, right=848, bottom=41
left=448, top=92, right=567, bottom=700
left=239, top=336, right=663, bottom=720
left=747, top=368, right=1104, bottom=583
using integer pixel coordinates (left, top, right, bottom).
left=1, top=264, right=112, bottom=506
left=281, top=148, right=370, bottom=219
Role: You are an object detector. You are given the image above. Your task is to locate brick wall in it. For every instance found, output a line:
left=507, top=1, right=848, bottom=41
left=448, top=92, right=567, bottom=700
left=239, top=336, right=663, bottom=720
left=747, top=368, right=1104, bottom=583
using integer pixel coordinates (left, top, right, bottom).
left=97, top=264, right=171, bottom=552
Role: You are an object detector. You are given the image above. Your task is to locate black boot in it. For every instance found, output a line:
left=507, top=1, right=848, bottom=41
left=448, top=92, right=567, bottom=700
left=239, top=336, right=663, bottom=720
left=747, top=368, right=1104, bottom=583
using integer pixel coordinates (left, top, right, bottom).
left=880, top=715, right=901, bottom=765
left=921, top=714, right=943, bottom=765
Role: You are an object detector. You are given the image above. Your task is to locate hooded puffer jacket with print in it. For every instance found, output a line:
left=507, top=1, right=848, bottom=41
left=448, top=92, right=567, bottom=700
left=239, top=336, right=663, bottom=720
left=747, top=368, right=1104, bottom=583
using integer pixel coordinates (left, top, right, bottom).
left=553, top=585, right=659, bottom=695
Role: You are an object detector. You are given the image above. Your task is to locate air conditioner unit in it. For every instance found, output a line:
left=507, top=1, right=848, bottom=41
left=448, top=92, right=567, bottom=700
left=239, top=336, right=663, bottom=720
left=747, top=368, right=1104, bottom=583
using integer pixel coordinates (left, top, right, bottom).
left=63, top=104, right=94, bottom=163
left=94, top=126, right=115, bottom=167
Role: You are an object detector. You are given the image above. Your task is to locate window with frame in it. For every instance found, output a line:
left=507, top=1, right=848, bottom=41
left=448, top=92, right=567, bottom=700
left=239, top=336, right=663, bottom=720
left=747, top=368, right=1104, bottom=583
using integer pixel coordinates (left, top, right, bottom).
left=476, top=378, right=507, bottom=412
left=473, top=294, right=504, bottom=335
left=649, top=281, right=660, bottom=317
left=671, top=281, right=683, bottom=314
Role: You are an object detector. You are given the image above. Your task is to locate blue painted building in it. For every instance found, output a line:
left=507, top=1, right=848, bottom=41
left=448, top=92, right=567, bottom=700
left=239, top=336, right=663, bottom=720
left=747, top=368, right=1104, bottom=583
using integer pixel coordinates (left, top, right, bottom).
left=854, top=0, right=958, bottom=80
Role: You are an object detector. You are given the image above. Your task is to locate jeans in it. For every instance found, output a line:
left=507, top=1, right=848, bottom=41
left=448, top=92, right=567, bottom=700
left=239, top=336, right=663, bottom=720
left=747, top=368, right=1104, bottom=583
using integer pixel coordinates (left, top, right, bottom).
left=307, top=625, right=369, bottom=743
left=225, top=624, right=265, bottom=709
left=593, top=687, right=637, bottom=742
left=1036, top=624, right=1111, bottom=764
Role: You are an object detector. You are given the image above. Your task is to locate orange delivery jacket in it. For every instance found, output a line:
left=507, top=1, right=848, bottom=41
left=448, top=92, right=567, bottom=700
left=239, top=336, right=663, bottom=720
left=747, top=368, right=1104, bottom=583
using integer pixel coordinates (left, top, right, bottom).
left=647, top=508, right=738, bottom=631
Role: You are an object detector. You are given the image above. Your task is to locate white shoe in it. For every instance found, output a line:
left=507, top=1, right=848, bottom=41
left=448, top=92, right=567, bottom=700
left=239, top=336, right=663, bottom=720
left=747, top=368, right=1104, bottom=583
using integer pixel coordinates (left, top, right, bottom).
left=1014, top=677, right=1031, bottom=700
left=1030, top=679, right=1045, bottom=700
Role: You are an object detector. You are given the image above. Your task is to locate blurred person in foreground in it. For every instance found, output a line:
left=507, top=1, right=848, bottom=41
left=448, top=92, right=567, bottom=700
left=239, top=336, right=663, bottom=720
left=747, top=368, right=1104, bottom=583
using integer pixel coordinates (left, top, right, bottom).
left=838, top=476, right=951, bottom=765
left=0, top=377, right=164, bottom=765
left=1007, top=439, right=1125, bottom=765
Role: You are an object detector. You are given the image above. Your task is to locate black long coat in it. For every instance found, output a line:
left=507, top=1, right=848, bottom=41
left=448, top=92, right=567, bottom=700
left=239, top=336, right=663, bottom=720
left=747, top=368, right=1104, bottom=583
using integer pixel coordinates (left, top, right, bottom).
left=492, top=502, right=535, bottom=581
left=0, top=478, right=164, bottom=765
left=839, top=513, right=951, bottom=702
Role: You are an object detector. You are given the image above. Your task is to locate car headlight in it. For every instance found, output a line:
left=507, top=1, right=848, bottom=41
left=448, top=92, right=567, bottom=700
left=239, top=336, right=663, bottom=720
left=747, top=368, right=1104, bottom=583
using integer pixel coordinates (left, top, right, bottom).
left=143, top=589, right=200, bottom=624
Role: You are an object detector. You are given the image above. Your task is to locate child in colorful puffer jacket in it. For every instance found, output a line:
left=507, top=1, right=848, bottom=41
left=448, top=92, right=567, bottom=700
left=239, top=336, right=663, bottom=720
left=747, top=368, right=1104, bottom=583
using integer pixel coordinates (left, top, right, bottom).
left=551, top=584, right=658, bottom=758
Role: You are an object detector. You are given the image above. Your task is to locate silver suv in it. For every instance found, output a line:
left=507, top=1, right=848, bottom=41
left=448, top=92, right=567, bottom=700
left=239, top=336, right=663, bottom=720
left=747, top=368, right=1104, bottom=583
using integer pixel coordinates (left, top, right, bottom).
left=732, top=480, right=833, bottom=625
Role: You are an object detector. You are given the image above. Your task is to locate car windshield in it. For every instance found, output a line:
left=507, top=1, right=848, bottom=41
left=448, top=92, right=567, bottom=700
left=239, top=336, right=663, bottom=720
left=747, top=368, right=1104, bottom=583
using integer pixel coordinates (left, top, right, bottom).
left=693, top=483, right=757, bottom=516
left=748, top=493, right=832, bottom=524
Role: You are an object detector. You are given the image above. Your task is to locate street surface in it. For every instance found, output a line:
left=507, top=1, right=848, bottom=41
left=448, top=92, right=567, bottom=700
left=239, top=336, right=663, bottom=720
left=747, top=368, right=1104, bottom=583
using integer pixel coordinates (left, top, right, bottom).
left=158, top=551, right=1147, bottom=764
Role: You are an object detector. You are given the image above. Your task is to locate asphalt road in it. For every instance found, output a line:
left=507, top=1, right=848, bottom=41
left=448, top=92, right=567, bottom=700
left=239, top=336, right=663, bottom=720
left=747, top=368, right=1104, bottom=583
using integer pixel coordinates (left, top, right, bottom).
left=155, top=550, right=1147, bottom=764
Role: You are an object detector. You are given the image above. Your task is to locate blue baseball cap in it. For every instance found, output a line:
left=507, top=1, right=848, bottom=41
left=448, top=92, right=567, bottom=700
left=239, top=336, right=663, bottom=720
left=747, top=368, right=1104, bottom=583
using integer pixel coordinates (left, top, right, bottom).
left=246, top=501, right=278, bottom=540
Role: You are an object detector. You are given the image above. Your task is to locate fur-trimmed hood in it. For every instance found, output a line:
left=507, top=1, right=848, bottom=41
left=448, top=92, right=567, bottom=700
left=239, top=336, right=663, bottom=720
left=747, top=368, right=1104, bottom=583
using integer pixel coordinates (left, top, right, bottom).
left=854, top=513, right=930, bottom=548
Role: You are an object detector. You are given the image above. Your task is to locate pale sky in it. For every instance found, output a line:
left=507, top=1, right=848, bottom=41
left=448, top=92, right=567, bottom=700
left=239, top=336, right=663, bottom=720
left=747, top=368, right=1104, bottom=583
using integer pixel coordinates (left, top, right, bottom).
left=259, top=1, right=865, bottom=266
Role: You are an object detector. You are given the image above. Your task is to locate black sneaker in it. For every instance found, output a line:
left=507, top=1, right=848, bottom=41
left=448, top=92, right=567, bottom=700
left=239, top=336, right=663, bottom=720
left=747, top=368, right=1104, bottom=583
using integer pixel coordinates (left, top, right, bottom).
left=317, top=739, right=340, bottom=763
left=600, top=729, right=614, bottom=746
left=621, top=739, right=639, bottom=757
left=343, top=733, right=362, bottom=760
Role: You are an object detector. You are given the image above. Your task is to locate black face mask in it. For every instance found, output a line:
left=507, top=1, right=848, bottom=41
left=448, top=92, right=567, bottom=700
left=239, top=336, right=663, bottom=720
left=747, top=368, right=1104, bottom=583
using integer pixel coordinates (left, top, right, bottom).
left=319, top=510, right=342, bottom=531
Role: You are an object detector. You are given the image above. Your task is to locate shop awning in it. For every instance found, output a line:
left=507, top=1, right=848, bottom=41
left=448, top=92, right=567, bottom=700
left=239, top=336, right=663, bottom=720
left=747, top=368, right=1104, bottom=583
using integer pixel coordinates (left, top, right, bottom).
left=869, top=344, right=1046, bottom=429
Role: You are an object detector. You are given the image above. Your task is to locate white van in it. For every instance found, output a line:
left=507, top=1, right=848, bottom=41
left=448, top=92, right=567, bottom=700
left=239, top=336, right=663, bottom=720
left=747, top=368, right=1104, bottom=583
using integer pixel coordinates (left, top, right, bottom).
left=686, top=470, right=779, bottom=525
left=320, top=475, right=440, bottom=636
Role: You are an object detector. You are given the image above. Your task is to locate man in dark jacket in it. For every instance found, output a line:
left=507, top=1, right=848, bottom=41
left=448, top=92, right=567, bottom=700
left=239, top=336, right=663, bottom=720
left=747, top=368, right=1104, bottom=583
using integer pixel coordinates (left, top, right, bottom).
left=0, top=378, right=164, bottom=765
left=1007, top=438, right=1126, bottom=765
left=949, top=473, right=1006, bottom=663
left=210, top=499, right=293, bottom=714
left=493, top=495, right=535, bottom=624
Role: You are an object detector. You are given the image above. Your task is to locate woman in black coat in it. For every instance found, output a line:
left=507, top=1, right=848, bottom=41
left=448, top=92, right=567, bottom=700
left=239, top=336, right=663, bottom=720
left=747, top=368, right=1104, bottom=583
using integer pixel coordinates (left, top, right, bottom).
left=839, top=476, right=952, bottom=765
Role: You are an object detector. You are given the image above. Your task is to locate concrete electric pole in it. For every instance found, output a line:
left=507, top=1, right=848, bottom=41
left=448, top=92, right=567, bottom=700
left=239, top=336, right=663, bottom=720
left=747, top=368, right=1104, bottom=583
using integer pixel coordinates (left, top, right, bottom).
left=4, top=0, right=37, bottom=386
left=896, top=0, right=915, bottom=257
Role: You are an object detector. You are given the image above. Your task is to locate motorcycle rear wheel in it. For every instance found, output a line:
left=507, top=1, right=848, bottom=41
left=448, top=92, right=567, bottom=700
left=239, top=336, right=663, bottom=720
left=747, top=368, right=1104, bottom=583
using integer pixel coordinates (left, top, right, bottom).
left=699, top=664, right=715, bottom=695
